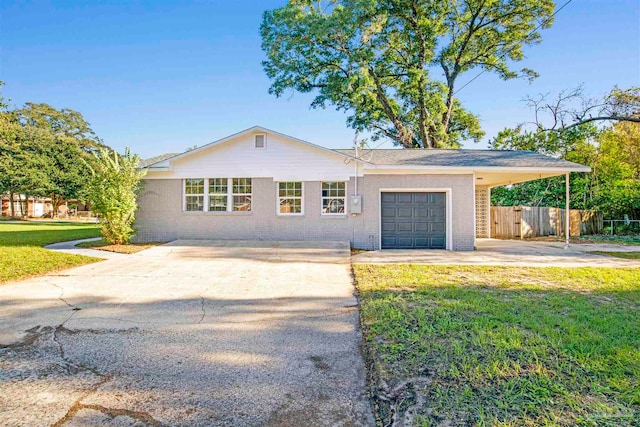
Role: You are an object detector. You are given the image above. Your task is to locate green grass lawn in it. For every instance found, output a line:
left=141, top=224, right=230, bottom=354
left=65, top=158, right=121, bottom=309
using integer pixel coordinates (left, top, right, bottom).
left=354, top=265, right=640, bottom=426
left=0, top=222, right=101, bottom=283
left=578, top=235, right=640, bottom=245
left=592, top=251, right=640, bottom=260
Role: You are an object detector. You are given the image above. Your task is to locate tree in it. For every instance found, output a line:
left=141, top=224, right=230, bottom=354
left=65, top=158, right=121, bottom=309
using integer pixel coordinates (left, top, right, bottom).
left=11, top=103, right=104, bottom=216
left=261, top=0, right=555, bottom=148
left=87, top=148, right=146, bottom=244
left=522, top=86, right=640, bottom=131
left=490, top=124, right=598, bottom=209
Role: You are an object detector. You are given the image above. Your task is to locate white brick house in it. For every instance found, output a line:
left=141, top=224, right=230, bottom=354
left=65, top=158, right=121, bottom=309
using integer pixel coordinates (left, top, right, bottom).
left=135, top=126, right=590, bottom=250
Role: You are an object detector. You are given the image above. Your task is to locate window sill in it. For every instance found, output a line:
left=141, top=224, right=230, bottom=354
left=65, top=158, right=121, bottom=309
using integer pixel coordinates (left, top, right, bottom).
left=277, top=213, right=305, bottom=217
left=321, top=214, right=348, bottom=219
left=183, top=211, right=253, bottom=215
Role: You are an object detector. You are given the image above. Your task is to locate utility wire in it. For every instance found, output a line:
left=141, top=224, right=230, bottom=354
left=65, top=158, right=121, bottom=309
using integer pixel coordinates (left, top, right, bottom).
left=454, top=0, right=573, bottom=95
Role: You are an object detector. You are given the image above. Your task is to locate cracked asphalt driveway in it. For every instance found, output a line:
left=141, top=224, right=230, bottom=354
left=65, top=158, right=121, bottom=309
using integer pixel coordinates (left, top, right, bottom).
left=0, top=240, right=374, bottom=426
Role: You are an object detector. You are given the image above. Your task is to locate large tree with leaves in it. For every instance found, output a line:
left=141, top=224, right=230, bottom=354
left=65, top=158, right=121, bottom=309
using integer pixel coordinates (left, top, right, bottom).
left=262, top=0, right=555, bottom=148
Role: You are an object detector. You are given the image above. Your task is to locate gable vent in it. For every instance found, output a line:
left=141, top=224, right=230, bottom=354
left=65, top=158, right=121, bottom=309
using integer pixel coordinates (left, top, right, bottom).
left=254, top=134, right=266, bottom=149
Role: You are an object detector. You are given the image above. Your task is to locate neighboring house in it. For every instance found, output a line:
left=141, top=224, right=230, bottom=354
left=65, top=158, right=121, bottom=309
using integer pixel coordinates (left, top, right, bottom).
left=1, top=195, right=53, bottom=218
left=135, top=126, right=590, bottom=250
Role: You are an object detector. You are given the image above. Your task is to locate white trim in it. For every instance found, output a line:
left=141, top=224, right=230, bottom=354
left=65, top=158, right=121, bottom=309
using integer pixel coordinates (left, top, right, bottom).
left=231, top=177, right=253, bottom=212
left=378, top=188, right=453, bottom=251
left=320, top=181, right=348, bottom=217
left=276, top=181, right=304, bottom=216
left=183, top=178, right=205, bottom=212
left=207, top=177, right=229, bottom=212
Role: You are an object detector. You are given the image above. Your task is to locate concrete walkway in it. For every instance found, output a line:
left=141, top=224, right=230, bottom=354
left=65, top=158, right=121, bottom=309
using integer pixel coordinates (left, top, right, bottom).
left=352, top=238, right=640, bottom=267
left=45, top=237, right=128, bottom=260
left=0, top=240, right=373, bottom=426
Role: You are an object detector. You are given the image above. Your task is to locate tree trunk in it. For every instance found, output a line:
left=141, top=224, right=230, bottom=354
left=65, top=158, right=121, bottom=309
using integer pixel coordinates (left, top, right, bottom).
left=52, top=194, right=57, bottom=218
left=9, top=191, right=14, bottom=218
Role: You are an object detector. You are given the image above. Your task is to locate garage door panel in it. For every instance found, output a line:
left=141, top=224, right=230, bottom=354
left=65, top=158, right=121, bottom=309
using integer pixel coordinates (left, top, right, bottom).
left=397, top=222, right=413, bottom=232
left=414, top=193, right=429, bottom=203
left=397, top=236, right=414, bottom=248
left=381, top=192, right=446, bottom=249
left=430, top=237, right=446, bottom=249
left=398, top=193, right=413, bottom=203
left=430, top=222, right=446, bottom=232
left=382, top=222, right=397, bottom=232
left=414, top=208, right=429, bottom=217
left=397, top=207, right=413, bottom=217
left=381, top=193, right=396, bottom=203
left=414, top=222, right=429, bottom=232
left=381, top=207, right=396, bottom=217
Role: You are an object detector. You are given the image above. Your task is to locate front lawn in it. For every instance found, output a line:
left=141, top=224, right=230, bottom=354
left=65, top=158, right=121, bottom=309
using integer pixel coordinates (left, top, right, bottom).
left=592, top=251, right=640, bottom=260
left=354, top=265, right=640, bottom=426
left=0, top=222, right=101, bottom=283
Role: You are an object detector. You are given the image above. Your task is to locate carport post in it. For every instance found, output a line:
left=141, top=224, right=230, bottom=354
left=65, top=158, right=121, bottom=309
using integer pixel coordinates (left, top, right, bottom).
left=565, top=173, right=570, bottom=249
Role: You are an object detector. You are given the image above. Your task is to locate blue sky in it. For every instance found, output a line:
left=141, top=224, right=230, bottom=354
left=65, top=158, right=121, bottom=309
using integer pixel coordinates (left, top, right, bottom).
left=1, top=0, right=639, bottom=158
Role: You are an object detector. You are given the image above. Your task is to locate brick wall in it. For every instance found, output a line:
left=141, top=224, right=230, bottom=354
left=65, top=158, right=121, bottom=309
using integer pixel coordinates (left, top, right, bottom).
left=134, top=174, right=476, bottom=250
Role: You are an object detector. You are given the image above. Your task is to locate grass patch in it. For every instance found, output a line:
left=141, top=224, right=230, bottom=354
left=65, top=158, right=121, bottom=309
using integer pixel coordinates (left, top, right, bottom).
left=591, top=251, right=640, bottom=260
left=76, top=238, right=160, bottom=254
left=577, top=235, right=640, bottom=246
left=354, top=264, right=640, bottom=426
left=0, top=222, right=101, bottom=283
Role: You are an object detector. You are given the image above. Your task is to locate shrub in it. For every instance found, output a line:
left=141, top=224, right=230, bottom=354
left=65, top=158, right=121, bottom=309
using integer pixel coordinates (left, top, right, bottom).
left=87, top=148, right=145, bottom=244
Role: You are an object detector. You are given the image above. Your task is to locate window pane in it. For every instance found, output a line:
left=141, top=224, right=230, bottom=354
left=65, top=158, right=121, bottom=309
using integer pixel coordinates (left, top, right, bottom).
left=185, top=179, right=204, bottom=194
left=209, top=195, right=227, bottom=212
left=186, top=195, right=204, bottom=211
left=209, top=178, right=227, bottom=194
left=322, top=182, right=345, bottom=197
left=322, top=198, right=345, bottom=214
left=279, top=182, right=302, bottom=197
left=280, top=198, right=302, bottom=214
left=233, top=195, right=252, bottom=211
left=233, top=178, right=252, bottom=194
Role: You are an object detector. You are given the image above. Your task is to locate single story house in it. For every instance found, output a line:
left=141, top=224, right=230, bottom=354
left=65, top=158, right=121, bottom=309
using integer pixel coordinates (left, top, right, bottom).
left=135, top=126, right=590, bottom=250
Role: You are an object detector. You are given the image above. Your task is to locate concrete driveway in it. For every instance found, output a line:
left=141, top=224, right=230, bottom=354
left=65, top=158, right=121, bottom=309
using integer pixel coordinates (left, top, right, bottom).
left=352, top=238, right=640, bottom=267
left=0, top=240, right=374, bottom=426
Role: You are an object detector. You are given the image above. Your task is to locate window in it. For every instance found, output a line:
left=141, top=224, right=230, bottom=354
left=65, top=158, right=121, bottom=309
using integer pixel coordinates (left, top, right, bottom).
left=185, top=179, right=205, bottom=211
left=232, top=178, right=252, bottom=211
left=208, top=178, right=227, bottom=211
left=278, top=182, right=303, bottom=215
left=184, top=178, right=252, bottom=212
left=254, top=134, right=266, bottom=149
left=322, top=182, right=346, bottom=215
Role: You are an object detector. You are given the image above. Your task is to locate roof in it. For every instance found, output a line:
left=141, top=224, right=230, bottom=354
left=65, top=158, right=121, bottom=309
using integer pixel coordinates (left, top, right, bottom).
left=139, top=153, right=179, bottom=168
left=334, top=148, right=589, bottom=170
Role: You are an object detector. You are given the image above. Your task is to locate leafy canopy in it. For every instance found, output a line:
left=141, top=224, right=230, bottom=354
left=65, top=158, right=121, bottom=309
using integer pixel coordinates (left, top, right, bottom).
left=262, top=0, right=555, bottom=148
left=490, top=122, right=640, bottom=219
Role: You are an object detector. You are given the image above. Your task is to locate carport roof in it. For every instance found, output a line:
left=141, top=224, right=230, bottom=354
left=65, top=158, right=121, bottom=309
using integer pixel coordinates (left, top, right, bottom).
left=333, top=149, right=590, bottom=171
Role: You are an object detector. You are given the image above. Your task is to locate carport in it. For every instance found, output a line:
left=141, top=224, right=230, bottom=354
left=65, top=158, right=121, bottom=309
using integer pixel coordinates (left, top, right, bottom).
left=474, top=164, right=590, bottom=248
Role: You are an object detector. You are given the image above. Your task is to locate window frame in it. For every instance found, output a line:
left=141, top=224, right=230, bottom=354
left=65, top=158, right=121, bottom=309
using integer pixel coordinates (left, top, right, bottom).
left=276, top=181, right=304, bottom=216
left=183, top=178, right=252, bottom=213
left=184, top=178, right=205, bottom=212
left=231, top=178, right=253, bottom=212
left=321, top=181, right=347, bottom=216
left=208, top=178, right=228, bottom=212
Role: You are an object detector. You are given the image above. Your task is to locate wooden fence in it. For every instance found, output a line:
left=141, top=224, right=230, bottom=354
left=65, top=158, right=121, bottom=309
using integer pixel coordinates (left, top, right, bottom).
left=490, top=206, right=603, bottom=239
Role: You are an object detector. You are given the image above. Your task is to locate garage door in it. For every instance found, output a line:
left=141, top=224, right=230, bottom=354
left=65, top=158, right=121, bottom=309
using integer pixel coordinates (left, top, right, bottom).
left=381, top=192, right=446, bottom=249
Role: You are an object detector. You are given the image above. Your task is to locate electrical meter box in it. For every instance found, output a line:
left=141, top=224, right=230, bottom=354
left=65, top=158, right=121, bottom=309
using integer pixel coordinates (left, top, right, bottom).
left=350, top=195, right=362, bottom=214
